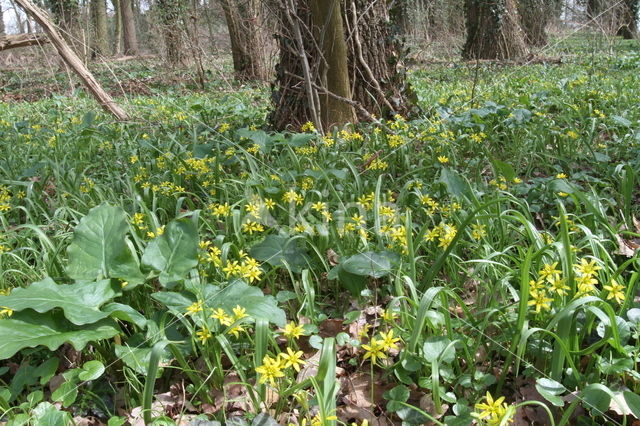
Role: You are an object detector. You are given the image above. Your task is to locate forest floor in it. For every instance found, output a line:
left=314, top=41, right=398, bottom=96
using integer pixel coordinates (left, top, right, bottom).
left=0, top=34, right=639, bottom=425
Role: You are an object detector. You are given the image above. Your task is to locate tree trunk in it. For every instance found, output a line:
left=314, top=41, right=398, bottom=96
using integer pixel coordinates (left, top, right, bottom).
left=310, top=0, right=355, bottom=129
left=156, top=0, right=185, bottom=66
left=9, top=0, right=25, bottom=33
left=617, top=0, right=638, bottom=39
left=463, top=0, right=528, bottom=60
left=344, top=0, right=408, bottom=119
left=121, top=0, right=137, bottom=55
left=270, top=0, right=408, bottom=131
left=219, top=0, right=269, bottom=81
left=0, top=3, right=5, bottom=35
left=90, top=0, right=109, bottom=57
left=518, top=0, right=550, bottom=47
left=112, top=0, right=122, bottom=55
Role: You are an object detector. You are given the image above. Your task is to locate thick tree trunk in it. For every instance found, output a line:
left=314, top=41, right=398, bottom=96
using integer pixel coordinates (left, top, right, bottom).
left=112, top=0, right=122, bottom=55
left=518, top=0, right=549, bottom=47
left=310, top=0, right=355, bottom=128
left=121, top=0, right=138, bottom=55
left=157, top=0, right=185, bottom=66
left=219, top=0, right=268, bottom=81
left=463, top=0, right=528, bottom=60
left=0, top=4, right=5, bottom=35
left=617, top=0, right=638, bottom=39
left=270, top=0, right=408, bottom=131
left=0, top=33, right=49, bottom=50
left=344, top=0, right=408, bottom=119
left=91, top=0, right=109, bottom=57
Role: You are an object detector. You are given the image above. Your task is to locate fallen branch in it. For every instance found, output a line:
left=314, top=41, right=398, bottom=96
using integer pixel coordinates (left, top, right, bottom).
left=13, top=0, right=130, bottom=121
left=0, top=33, right=49, bottom=51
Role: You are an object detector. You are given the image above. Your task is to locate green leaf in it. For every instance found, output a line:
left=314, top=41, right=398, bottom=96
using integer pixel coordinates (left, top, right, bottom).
left=535, top=378, right=566, bottom=407
left=581, top=384, right=611, bottom=415
left=31, top=402, right=72, bottom=426
left=66, top=203, right=143, bottom=283
left=623, top=391, right=640, bottom=419
left=329, top=265, right=367, bottom=296
left=341, top=251, right=398, bottom=278
left=422, top=336, right=455, bottom=364
left=101, top=303, right=148, bottom=328
left=492, top=159, right=516, bottom=181
left=0, top=311, right=120, bottom=360
left=142, top=219, right=199, bottom=286
left=150, top=291, right=195, bottom=311
left=250, top=235, right=310, bottom=273
left=78, top=360, right=105, bottom=381
left=385, top=385, right=410, bottom=412
left=439, top=167, right=472, bottom=199
left=51, top=380, right=77, bottom=407
left=204, top=281, right=286, bottom=327
left=0, top=278, right=118, bottom=325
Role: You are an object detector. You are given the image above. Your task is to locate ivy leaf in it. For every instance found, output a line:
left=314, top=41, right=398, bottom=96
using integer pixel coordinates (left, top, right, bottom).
left=142, top=219, right=198, bottom=286
left=0, top=311, right=120, bottom=360
left=0, top=278, right=118, bottom=325
left=66, top=203, right=143, bottom=284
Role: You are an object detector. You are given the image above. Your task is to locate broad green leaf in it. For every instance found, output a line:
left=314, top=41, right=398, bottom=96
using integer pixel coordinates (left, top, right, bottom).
left=581, top=384, right=611, bottom=415
left=439, top=167, right=472, bottom=199
left=0, top=278, right=118, bottom=325
left=142, top=219, right=198, bottom=286
left=51, top=380, right=77, bottom=407
left=535, top=378, right=566, bottom=407
left=334, top=265, right=367, bottom=296
left=341, top=251, right=397, bottom=278
left=385, top=385, right=410, bottom=412
left=204, top=281, right=286, bottom=327
left=422, top=336, right=456, bottom=364
left=492, top=159, right=516, bottom=181
left=623, top=391, right=640, bottom=419
left=250, top=235, right=310, bottom=273
left=150, top=291, right=195, bottom=311
left=101, top=303, right=148, bottom=328
left=0, top=311, right=120, bottom=360
left=66, top=203, right=143, bottom=283
left=78, top=360, right=105, bottom=381
left=31, top=402, right=72, bottom=426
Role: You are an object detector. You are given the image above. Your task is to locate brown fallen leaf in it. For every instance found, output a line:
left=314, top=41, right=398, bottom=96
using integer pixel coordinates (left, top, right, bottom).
left=615, top=234, right=640, bottom=257
left=336, top=403, right=390, bottom=426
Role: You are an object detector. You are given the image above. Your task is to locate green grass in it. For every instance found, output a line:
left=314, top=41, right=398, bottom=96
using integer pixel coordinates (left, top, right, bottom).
left=0, top=40, right=639, bottom=425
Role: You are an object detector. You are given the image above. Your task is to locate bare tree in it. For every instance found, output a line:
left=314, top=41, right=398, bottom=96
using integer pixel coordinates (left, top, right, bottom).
left=156, top=0, right=186, bottom=66
left=462, top=0, right=528, bottom=60
left=617, top=0, right=638, bottom=39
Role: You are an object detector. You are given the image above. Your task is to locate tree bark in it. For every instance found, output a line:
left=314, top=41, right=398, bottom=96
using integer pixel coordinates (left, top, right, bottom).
left=617, top=0, right=638, bottom=39
left=156, top=0, right=185, bottom=66
left=518, top=0, right=550, bottom=47
left=0, top=33, right=49, bottom=50
left=219, top=0, right=269, bottom=81
left=112, top=0, right=122, bottom=55
left=121, top=0, right=138, bottom=55
left=310, top=0, right=355, bottom=128
left=0, top=3, right=5, bottom=35
left=344, top=0, right=408, bottom=119
left=14, top=0, right=129, bottom=120
left=270, top=0, right=408, bottom=131
left=91, top=0, right=109, bottom=57
left=463, top=0, right=528, bottom=60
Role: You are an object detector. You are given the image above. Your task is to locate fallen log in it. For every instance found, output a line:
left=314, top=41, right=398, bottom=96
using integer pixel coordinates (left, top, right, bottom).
left=0, top=33, right=49, bottom=51
left=13, top=0, right=130, bottom=121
